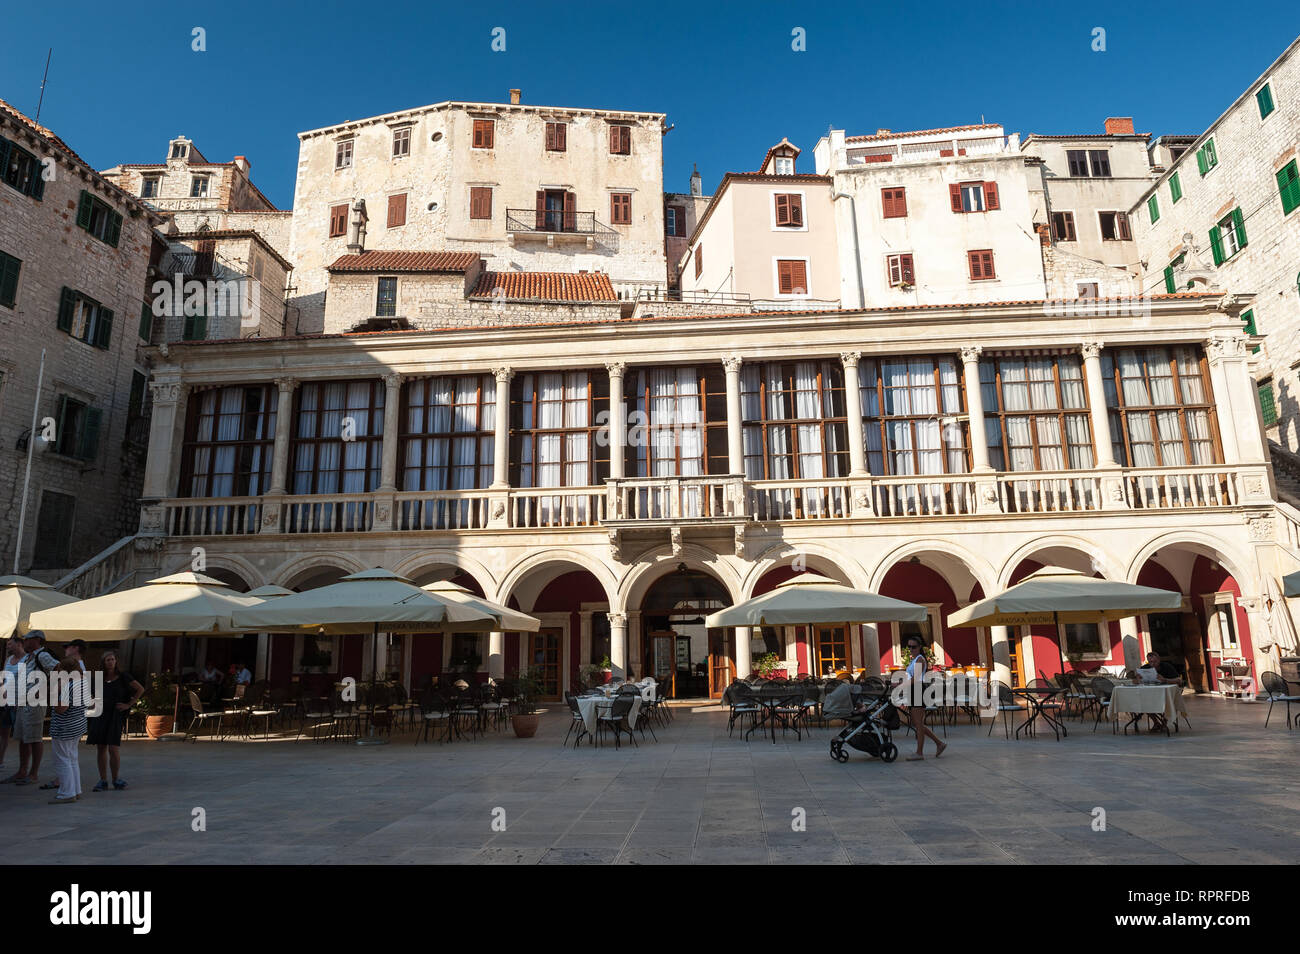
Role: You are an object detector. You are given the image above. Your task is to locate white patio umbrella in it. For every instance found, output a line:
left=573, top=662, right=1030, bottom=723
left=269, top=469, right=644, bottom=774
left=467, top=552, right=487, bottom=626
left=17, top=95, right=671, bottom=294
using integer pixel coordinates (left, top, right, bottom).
left=946, top=565, right=1182, bottom=677
left=0, top=576, right=80, bottom=639
left=420, top=581, right=540, bottom=632
left=704, top=573, right=928, bottom=628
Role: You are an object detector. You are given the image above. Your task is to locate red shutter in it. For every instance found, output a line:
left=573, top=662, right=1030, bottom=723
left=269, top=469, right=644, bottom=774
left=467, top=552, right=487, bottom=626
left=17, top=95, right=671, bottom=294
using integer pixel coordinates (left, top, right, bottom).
left=968, top=250, right=995, bottom=280
left=473, top=120, right=494, bottom=149
left=882, top=188, right=907, bottom=218
left=1117, top=212, right=1132, bottom=241
left=695, top=245, right=703, bottom=278
left=984, top=181, right=1000, bottom=210
left=901, top=254, right=914, bottom=284
left=775, top=194, right=790, bottom=226
left=610, top=126, right=630, bottom=154
left=470, top=187, right=492, bottom=220
left=621, top=126, right=631, bottom=154
left=545, top=123, right=556, bottom=151
left=778, top=261, right=792, bottom=294
left=939, top=149, right=954, bottom=158
left=672, top=206, right=685, bottom=237
left=789, top=194, right=803, bottom=227
left=777, top=260, right=806, bottom=294
left=610, top=193, right=631, bottom=224
left=949, top=183, right=963, bottom=213
left=563, top=190, right=577, bottom=231
left=329, top=204, right=348, bottom=238
left=967, top=251, right=978, bottom=280
left=387, top=193, right=407, bottom=228
left=535, top=190, right=546, bottom=230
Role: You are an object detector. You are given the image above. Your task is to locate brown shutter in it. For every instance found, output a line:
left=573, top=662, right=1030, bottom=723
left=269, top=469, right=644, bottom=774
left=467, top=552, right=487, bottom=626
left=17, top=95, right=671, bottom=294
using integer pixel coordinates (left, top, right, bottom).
left=622, top=126, right=631, bottom=153
left=1117, top=212, right=1132, bottom=241
left=556, top=123, right=566, bottom=151
left=610, top=125, right=630, bottom=154
left=329, top=203, right=348, bottom=237
left=387, top=193, right=407, bottom=228
left=789, top=194, right=803, bottom=227
left=695, top=245, right=703, bottom=278
left=949, top=183, right=963, bottom=213
left=895, top=188, right=907, bottom=217
left=775, top=194, right=790, bottom=226
left=901, top=254, right=914, bottom=284
left=545, top=123, right=555, bottom=151
left=777, top=261, right=792, bottom=294
left=967, top=251, right=978, bottom=280
left=984, top=181, right=1000, bottom=210
left=563, top=190, right=576, bottom=231
left=939, top=149, right=954, bottom=157
left=470, top=187, right=492, bottom=220
left=672, top=206, right=685, bottom=237
left=535, top=190, right=546, bottom=230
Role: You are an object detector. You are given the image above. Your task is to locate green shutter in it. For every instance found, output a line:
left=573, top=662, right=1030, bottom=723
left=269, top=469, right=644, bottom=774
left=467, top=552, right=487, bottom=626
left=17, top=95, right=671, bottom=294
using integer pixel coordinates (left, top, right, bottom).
left=183, top=314, right=206, bottom=341
left=1257, top=84, right=1275, bottom=118
left=95, top=308, right=113, bottom=349
left=0, top=251, right=19, bottom=307
left=1259, top=382, right=1278, bottom=428
left=1170, top=172, right=1182, bottom=203
left=1164, top=266, right=1176, bottom=294
left=77, top=407, right=102, bottom=460
left=76, top=191, right=93, bottom=230
left=0, top=138, right=9, bottom=179
left=139, top=302, right=153, bottom=341
left=1196, top=147, right=1208, bottom=176
left=106, top=211, right=122, bottom=248
left=1279, top=161, right=1300, bottom=215
left=30, top=160, right=45, bottom=201
left=53, top=395, right=68, bottom=454
left=1231, top=207, right=1247, bottom=250
left=1241, top=309, right=1256, bottom=335
left=1147, top=195, right=1160, bottom=223
left=1205, top=138, right=1217, bottom=169
left=1209, top=227, right=1224, bottom=266
left=57, top=287, right=75, bottom=332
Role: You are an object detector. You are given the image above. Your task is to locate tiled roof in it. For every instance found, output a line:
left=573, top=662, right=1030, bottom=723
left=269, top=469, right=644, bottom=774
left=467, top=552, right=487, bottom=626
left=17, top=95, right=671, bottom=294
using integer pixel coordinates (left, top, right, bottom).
left=757, top=138, right=801, bottom=173
left=469, top=270, right=618, bottom=302
left=847, top=123, right=1001, bottom=143
left=328, top=251, right=481, bottom=273
left=1022, top=132, right=1150, bottom=141
left=0, top=97, right=86, bottom=166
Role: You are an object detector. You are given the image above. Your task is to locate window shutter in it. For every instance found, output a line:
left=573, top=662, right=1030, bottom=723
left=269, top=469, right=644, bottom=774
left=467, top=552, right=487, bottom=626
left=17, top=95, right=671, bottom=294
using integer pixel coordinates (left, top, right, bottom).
left=535, top=190, right=546, bottom=230
left=139, top=302, right=153, bottom=341
left=1241, top=309, right=1257, bottom=335
left=556, top=124, right=566, bottom=151
left=1279, top=161, right=1300, bottom=215
left=0, top=138, right=9, bottom=180
left=563, top=190, right=576, bottom=231
left=31, top=162, right=45, bottom=201
left=1147, top=195, right=1160, bottom=223
left=695, top=246, right=703, bottom=279
left=545, top=123, right=556, bottom=151
left=54, top=395, right=68, bottom=451
left=107, top=211, right=122, bottom=248
left=1164, top=266, right=1176, bottom=294
left=1209, top=227, right=1224, bottom=266
left=901, top=254, right=914, bottom=284
left=888, top=256, right=901, bottom=285
left=1232, top=207, right=1247, bottom=249
left=672, top=206, right=685, bottom=237
left=777, top=261, right=793, bottom=294
left=790, top=260, right=806, bottom=293
left=983, top=181, right=1000, bottom=210
left=774, top=193, right=790, bottom=225
left=1116, top=212, right=1132, bottom=241
left=57, top=287, right=75, bottom=332
left=387, top=193, right=407, bottom=228
left=1170, top=173, right=1182, bottom=203
left=621, top=126, right=631, bottom=154
left=1259, top=381, right=1278, bottom=427
left=95, top=308, right=113, bottom=348
left=789, top=194, right=802, bottom=226
left=78, top=407, right=102, bottom=460
left=76, top=190, right=93, bottom=230
left=0, top=252, right=19, bottom=307
left=949, top=183, right=963, bottom=213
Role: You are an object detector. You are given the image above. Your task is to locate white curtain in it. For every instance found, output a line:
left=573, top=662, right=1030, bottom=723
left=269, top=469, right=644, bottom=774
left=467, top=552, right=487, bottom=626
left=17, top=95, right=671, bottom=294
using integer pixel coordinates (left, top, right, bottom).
left=794, top=362, right=825, bottom=516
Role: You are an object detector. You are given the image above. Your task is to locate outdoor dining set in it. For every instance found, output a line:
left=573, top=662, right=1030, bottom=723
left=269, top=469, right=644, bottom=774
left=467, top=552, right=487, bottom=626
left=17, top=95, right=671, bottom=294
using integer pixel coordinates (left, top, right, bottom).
left=563, top=678, right=670, bottom=749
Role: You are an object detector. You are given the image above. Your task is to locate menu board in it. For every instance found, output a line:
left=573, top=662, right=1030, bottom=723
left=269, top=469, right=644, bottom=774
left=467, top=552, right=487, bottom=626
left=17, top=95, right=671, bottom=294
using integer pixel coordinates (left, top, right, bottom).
left=652, top=634, right=674, bottom=678
left=675, top=635, right=691, bottom=672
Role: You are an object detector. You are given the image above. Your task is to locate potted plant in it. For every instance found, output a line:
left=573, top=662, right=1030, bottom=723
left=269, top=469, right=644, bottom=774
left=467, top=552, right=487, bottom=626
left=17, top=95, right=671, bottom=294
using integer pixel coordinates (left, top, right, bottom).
left=510, top=666, right=547, bottom=738
left=898, top=643, right=937, bottom=670
left=136, top=673, right=179, bottom=739
left=578, top=655, right=614, bottom=689
left=753, top=652, right=783, bottom=679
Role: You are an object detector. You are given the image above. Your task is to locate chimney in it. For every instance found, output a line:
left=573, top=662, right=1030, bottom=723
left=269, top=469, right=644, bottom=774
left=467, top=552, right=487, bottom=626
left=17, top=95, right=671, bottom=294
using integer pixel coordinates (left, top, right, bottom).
left=1105, top=117, right=1135, bottom=136
left=690, top=163, right=702, bottom=197
left=233, top=155, right=249, bottom=175
left=347, top=198, right=368, bottom=254
left=875, top=128, right=891, bottom=136
left=509, top=88, right=521, bottom=105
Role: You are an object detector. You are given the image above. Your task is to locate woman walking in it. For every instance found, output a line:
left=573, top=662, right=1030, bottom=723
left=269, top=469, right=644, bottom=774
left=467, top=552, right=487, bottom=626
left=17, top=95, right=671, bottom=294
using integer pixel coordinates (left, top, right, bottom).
left=901, top=635, right=946, bottom=761
left=0, top=637, right=23, bottom=770
left=49, top=658, right=87, bottom=804
left=86, top=651, right=142, bottom=791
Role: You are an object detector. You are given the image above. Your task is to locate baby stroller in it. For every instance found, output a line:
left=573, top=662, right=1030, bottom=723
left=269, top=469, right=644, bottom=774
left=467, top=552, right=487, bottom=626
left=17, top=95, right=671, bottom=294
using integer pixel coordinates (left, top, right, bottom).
left=829, top=693, right=900, bottom=763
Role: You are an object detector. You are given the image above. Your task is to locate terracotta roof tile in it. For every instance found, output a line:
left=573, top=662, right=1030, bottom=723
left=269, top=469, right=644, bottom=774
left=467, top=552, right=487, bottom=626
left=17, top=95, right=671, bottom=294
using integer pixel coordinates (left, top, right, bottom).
left=469, top=270, right=617, bottom=302
left=847, top=123, right=1001, bottom=143
left=327, top=250, right=481, bottom=273
left=0, top=97, right=85, bottom=165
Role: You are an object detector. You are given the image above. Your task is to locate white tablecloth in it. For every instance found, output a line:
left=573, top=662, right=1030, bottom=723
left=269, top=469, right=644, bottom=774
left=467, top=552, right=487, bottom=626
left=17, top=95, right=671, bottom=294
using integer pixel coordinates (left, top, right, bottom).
left=1107, top=684, right=1187, bottom=721
left=576, top=695, right=642, bottom=736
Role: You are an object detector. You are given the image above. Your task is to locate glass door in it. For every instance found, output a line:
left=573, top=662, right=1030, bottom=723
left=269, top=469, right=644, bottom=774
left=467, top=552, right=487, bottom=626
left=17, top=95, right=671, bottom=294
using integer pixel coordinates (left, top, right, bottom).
left=529, top=629, right=562, bottom=700
left=708, top=629, right=734, bottom=698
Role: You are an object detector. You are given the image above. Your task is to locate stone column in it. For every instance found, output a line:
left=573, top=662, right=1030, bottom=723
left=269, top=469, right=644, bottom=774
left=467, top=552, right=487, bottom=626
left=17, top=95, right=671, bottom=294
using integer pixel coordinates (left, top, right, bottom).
left=487, top=631, right=505, bottom=680
left=142, top=381, right=187, bottom=499
left=378, top=372, right=402, bottom=492
left=841, top=351, right=868, bottom=476
left=608, top=612, right=628, bottom=681
left=1119, top=618, right=1144, bottom=671
left=961, top=347, right=1001, bottom=514
left=990, top=625, right=1013, bottom=687
left=1207, top=333, right=1266, bottom=465
left=1081, top=342, right=1127, bottom=511
left=723, top=354, right=744, bottom=474
left=734, top=626, right=752, bottom=679
left=627, top=610, right=642, bottom=674
left=491, top=366, right=513, bottom=488
left=861, top=624, right=881, bottom=676
left=267, top=376, right=296, bottom=495
left=606, top=361, right=627, bottom=480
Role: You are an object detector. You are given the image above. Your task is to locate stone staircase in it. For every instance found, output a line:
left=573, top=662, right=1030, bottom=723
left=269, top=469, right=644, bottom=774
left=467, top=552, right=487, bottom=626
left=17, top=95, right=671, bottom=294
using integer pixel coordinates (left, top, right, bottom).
left=54, top=534, right=162, bottom=599
left=1269, top=441, right=1300, bottom=510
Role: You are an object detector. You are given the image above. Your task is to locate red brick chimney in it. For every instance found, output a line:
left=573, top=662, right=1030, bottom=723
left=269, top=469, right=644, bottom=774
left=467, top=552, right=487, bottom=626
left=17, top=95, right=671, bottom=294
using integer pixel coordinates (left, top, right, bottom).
left=1105, top=117, right=1135, bottom=136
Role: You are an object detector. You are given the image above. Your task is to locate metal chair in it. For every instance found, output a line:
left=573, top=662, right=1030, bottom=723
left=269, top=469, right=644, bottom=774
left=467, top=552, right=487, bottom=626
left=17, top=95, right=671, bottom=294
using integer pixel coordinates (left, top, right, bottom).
left=1261, top=672, right=1300, bottom=729
left=563, top=692, right=589, bottom=747
left=597, top=694, right=637, bottom=749
left=415, top=689, right=451, bottom=745
left=986, top=681, right=1026, bottom=739
left=185, top=690, right=223, bottom=741
left=1090, top=676, right=1117, bottom=734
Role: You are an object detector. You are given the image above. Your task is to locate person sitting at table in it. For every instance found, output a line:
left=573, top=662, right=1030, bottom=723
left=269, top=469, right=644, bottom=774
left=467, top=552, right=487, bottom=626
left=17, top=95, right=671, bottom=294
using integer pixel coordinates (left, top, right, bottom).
left=232, top=662, right=252, bottom=686
left=199, top=661, right=223, bottom=686
left=1136, top=652, right=1179, bottom=732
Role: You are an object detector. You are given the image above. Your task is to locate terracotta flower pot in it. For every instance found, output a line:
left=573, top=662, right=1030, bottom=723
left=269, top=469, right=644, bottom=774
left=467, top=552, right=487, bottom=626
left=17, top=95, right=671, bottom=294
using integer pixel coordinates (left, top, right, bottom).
left=600, top=669, right=613, bottom=685
left=511, top=712, right=544, bottom=738
left=145, top=715, right=175, bottom=739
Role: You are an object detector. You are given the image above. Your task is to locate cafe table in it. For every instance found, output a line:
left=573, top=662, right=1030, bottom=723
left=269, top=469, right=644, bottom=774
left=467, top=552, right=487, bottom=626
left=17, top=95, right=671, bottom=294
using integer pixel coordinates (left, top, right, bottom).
left=1012, top=685, right=1069, bottom=740
left=575, top=692, right=641, bottom=743
left=1106, top=683, right=1188, bottom=735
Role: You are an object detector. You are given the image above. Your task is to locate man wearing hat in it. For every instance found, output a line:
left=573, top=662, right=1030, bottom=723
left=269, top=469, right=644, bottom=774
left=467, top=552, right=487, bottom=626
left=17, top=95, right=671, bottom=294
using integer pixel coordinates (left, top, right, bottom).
left=0, top=631, right=58, bottom=786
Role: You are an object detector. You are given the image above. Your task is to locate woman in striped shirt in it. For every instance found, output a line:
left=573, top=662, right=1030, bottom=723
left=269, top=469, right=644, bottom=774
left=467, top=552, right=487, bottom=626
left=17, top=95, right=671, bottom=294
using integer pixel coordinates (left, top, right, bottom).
left=49, top=658, right=86, bottom=804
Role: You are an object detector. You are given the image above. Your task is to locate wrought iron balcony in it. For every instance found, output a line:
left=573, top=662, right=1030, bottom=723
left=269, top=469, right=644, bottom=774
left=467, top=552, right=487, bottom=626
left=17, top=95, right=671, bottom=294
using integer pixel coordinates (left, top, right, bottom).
left=506, top=209, right=597, bottom=235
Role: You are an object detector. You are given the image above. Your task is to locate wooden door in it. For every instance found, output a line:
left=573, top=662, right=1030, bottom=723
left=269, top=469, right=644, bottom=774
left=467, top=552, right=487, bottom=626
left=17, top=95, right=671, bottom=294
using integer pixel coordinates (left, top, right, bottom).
left=529, top=629, right=562, bottom=700
left=1007, top=629, right=1025, bottom=687
left=1180, top=611, right=1209, bottom=692
left=813, top=625, right=849, bottom=677
left=708, top=629, right=734, bottom=699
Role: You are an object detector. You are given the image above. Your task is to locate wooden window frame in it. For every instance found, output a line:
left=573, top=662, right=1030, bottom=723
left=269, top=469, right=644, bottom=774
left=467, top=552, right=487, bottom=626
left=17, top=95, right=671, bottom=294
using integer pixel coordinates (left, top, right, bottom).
left=773, top=192, right=804, bottom=227
left=886, top=252, right=914, bottom=287
left=740, top=360, right=850, bottom=481
left=980, top=353, right=1094, bottom=472
left=391, top=127, right=411, bottom=158
left=545, top=122, right=567, bottom=152
left=1066, top=150, right=1090, bottom=177
left=510, top=371, right=610, bottom=489
left=386, top=192, right=407, bottom=229
left=375, top=277, right=397, bottom=317
left=1097, top=211, right=1132, bottom=242
left=627, top=366, right=729, bottom=477
left=179, top=384, right=278, bottom=498
left=609, top=192, right=632, bottom=225
left=775, top=258, right=809, bottom=296
left=859, top=356, right=969, bottom=477
left=1051, top=211, right=1077, bottom=242
left=694, top=245, right=703, bottom=279
left=881, top=187, right=907, bottom=219
left=398, top=375, right=496, bottom=492
left=469, top=186, right=493, bottom=220
left=329, top=203, right=349, bottom=238
left=1087, top=150, right=1112, bottom=178
left=609, top=124, right=632, bottom=155
left=290, top=380, right=386, bottom=495
left=967, top=249, right=996, bottom=281
left=0, top=249, right=20, bottom=308
left=471, top=119, right=495, bottom=150
left=1102, top=346, right=1223, bottom=468
left=334, top=139, right=353, bottom=170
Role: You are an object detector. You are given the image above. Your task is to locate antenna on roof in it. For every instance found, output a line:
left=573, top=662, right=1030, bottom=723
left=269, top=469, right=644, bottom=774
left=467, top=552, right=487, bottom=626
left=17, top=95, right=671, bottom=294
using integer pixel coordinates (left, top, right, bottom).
left=34, top=48, right=52, bottom=124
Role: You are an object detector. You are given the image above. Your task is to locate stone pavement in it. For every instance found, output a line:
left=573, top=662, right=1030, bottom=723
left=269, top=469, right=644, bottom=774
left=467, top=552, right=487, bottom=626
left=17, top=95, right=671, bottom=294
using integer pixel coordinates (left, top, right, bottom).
left=1, top=695, right=1296, bottom=864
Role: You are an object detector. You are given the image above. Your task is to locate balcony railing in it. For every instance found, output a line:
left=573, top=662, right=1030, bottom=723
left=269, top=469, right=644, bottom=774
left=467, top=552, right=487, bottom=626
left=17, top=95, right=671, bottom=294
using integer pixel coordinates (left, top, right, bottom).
left=506, top=209, right=597, bottom=235
left=151, top=464, right=1257, bottom=538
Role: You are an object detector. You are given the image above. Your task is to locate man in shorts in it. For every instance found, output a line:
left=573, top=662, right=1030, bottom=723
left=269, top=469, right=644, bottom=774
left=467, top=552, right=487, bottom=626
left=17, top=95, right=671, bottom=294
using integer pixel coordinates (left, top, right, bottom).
left=2, top=631, right=58, bottom=786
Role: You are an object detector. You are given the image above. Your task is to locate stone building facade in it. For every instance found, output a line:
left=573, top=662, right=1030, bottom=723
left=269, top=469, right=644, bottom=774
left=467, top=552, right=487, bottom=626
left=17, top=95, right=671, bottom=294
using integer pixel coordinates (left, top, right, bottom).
left=0, top=98, right=163, bottom=579
left=286, top=91, right=668, bottom=332
left=1130, top=37, right=1300, bottom=451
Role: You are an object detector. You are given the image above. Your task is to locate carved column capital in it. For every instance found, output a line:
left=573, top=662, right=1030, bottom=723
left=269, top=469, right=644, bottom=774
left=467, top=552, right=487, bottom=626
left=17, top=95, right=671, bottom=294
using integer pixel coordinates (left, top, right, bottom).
left=382, top=372, right=402, bottom=390
left=148, top=381, right=184, bottom=405
left=960, top=345, right=983, bottom=365
left=721, top=354, right=744, bottom=375
left=492, top=366, right=514, bottom=384
left=274, top=376, right=298, bottom=394
left=839, top=351, right=862, bottom=370
left=605, top=360, right=627, bottom=378
left=607, top=612, right=628, bottom=628
left=1080, top=341, right=1103, bottom=361
left=1206, top=334, right=1246, bottom=362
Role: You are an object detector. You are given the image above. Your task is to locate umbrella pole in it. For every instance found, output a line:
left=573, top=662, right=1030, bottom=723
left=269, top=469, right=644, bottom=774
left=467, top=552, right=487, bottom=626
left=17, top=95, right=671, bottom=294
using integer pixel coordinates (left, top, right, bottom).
left=161, top=631, right=189, bottom=742
left=356, top=622, right=388, bottom=746
left=1055, top=612, right=1065, bottom=677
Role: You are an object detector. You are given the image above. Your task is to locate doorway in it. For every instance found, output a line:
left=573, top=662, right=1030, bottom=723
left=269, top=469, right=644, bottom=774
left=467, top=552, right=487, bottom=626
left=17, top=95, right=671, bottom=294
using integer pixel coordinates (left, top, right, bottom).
left=708, top=629, right=734, bottom=697
left=529, top=629, right=562, bottom=700
left=639, top=566, right=730, bottom=700
left=1149, top=611, right=1207, bottom=691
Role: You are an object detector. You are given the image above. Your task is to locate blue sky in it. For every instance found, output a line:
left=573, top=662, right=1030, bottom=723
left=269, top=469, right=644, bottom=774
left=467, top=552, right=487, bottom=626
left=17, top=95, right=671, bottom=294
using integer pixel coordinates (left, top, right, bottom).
left=2, top=1, right=1294, bottom=207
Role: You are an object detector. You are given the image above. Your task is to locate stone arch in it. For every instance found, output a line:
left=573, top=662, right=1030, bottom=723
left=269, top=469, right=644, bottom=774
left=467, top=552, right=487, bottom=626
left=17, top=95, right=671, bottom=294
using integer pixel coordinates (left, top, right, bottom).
left=617, top=543, right=744, bottom=614
left=997, top=534, right=1126, bottom=588
left=867, top=538, right=997, bottom=598
left=741, top=542, right=867, bottom=598
left=273, top=552, right=366, bottom=590
left=1125, top=531, right=1256, bottom=593
left=391, top=550, right=497, bottom=597
left=497, top=547, right=619, bottom=609
left=164, top=550, right=263, bottom=590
